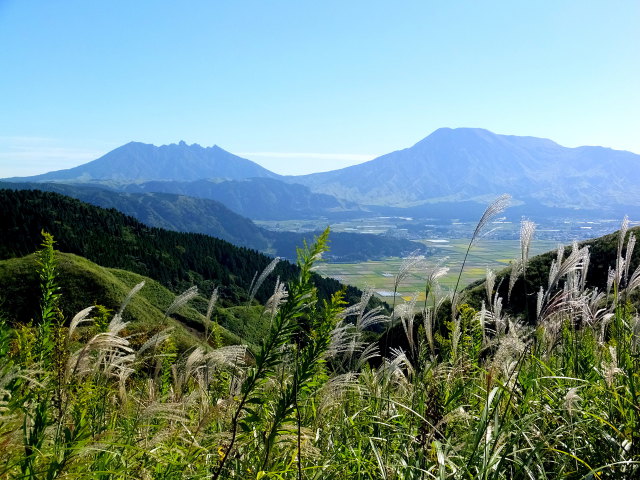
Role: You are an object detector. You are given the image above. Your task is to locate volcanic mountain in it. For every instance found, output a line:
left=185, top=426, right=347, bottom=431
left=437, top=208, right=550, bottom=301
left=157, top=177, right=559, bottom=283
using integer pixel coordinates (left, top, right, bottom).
left=6, top=140, right=279, bottom=184
left=289, top=128, right=640, bottom=213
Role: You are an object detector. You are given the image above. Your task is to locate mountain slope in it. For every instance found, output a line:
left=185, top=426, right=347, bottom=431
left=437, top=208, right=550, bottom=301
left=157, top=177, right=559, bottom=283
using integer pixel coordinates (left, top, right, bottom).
left=7, top=141, right=279, bottom=183
left=290, top=128, right=640, bottom=212
left=463, top=225, right=640, bottom=318
left=1, top=182, right=424, bottom=261
left=0, top=188, right=365, bottom=306
left=121, top=177, right=362, bottom=220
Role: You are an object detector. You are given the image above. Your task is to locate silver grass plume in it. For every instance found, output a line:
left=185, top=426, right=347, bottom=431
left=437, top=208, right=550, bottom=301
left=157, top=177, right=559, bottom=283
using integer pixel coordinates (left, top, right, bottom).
left=452, top=194, right=511, bottom=307
left=519, top=219, right=536, bottom=317
left=490, top=320, right=528, bottom=377
left=204, top=285, right=219, bottom=341
left=580, top=247, right=591, bottom=293
left=249, top=256, right=280, bottom=303
left=137, top=328, right=174, bottom=356
left=625, top=263, right=640, bottom=296
left=206, top=345, right=247, bottom=372
left=536, top=286, right=544, bottom=320
left=520, top=220, right=536, bottom=268
left=424, top=307, right=436, bottom=356
left=598, top=313, right=615, bottom=344
left=340, top=286, right=388, bottom=331
left=607, top=267, right=615, bottom=297
left=450, top=316, right=462, bottom=362
left=317, top=373, right=360, bottom=415
left=485, top=268, right=496, bottom=309
left=205, top=286, right=219, bottom=323
left=602, top=346, right=623, bottom=387
left=67, top=328, right=133, bottom=380
left=355, top=343, right=380, bottom=370
left=630, top=316, right=640, bottom=354
left=543, top=242, right=590, bottom=308
left=381, top=347, right=414, bottom=389
left=266, top=277, right=288, bottom=319
left=107, top=312, right=129, bottom=337
left=508, top=259, right=523, bottom=302
left=393, top=252, right=424, bottom=311
left=422, top=256, right=449, bottom=309
left=471, top=194, right=512, bottom=247
left=475, top=301, right=489, bottom=347
left=67, top=306, right=94, bottom=343
left=564, top=387, right=582, bottom=416
left=165, top=285, right=198, bottom=318
left=423, top=294, right=447, bottom=356
left=493, top=295, right=503, bottom=326
left=117, top=281, right=145, bottom=316
left=616, top=216, right=629, bottom=285
left=624, top=232, right=636, bottom=286
left=580, top=288, right=608, bottom=326
left=396, top=293, right=418, bottom=357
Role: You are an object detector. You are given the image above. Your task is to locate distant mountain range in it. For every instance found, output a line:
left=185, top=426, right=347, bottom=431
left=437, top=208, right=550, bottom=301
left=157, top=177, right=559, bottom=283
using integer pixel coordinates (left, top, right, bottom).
left=5, top=128, right=640, bottom=219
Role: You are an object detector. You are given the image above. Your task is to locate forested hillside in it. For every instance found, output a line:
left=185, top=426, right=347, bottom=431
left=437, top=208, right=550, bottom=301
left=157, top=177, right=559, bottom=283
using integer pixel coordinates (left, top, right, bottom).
left=1, top=182, right=424, bottom=261
left=0, top=188, right=363, bottom=305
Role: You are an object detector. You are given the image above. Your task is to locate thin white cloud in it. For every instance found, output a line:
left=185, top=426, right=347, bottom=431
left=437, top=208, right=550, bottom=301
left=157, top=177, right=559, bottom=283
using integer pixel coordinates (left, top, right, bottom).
left=239, top=152, right=377, bottom=161
left=237, top=151, right=381, bottom=175
left=0, top=136, right=106, bottom=177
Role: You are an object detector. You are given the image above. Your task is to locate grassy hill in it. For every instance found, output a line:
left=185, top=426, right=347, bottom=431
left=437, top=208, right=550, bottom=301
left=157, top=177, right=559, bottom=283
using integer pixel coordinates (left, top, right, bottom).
left=0, top=251, right=256, bottom=350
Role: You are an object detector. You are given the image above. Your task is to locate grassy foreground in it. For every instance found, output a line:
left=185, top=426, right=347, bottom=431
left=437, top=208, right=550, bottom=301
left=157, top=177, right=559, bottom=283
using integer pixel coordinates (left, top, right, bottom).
left=1, top=216, right=639, bottom=479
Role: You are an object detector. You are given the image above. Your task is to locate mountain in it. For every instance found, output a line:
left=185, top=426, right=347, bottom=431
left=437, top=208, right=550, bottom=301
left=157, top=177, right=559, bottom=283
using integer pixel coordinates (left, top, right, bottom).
left=289, top=128, right=640, bottom=213
left=1, top=183, right=424, bottom=261
left=6, top=141, right=280, bottom=183
left=0, top=188, right=366, bottom=306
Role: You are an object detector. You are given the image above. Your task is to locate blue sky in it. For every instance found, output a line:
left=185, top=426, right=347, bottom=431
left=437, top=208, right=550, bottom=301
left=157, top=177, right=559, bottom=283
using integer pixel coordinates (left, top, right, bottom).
left=0, top=1, right=638, bottom=176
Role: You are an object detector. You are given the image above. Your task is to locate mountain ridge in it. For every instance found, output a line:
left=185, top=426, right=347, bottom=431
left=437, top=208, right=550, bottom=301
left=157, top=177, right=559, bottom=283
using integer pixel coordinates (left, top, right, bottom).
left=5, top=127, right=640, bottom=217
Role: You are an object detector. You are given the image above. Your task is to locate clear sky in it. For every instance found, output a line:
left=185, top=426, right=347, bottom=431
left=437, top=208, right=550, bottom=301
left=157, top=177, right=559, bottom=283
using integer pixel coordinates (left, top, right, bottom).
left=0, top=0, right=638, bottom=177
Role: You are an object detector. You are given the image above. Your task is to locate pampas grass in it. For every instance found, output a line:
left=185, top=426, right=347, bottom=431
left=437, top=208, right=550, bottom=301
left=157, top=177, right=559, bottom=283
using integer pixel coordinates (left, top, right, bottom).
left=3, top=219, right=640, bottom=479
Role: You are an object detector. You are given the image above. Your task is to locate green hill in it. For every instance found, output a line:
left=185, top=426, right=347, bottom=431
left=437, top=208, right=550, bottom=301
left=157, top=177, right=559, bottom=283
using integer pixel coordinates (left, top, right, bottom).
left=0, top=251, right=251, bottom=350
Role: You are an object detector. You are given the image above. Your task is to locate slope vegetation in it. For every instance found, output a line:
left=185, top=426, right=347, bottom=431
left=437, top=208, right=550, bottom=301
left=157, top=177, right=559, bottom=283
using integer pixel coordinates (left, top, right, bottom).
left=0, top=188, right=363, bottom=306
left=1, top=182, right=423, bottom=261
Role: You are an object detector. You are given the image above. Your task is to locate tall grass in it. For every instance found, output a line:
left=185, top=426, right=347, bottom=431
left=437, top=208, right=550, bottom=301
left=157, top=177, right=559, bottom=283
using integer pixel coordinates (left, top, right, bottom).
left=1, top=213, right=639, bottom=479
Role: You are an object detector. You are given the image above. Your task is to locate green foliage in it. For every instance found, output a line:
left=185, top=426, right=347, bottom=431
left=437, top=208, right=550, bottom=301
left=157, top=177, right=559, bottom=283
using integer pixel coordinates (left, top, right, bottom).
left=92, top=304, right=112, bottom=332
left=0, top=188, right=364, bottom=306
left=1, top=211, right=640, bottom=479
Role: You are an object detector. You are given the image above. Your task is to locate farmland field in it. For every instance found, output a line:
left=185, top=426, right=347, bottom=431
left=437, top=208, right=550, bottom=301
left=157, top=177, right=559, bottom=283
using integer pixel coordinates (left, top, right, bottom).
left=314, top=238, right=559, bottom=302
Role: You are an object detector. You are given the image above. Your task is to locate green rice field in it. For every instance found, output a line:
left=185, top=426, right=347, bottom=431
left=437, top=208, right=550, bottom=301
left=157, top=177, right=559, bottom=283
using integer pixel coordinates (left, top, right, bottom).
left=314, top=238, right=559, bottom=302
